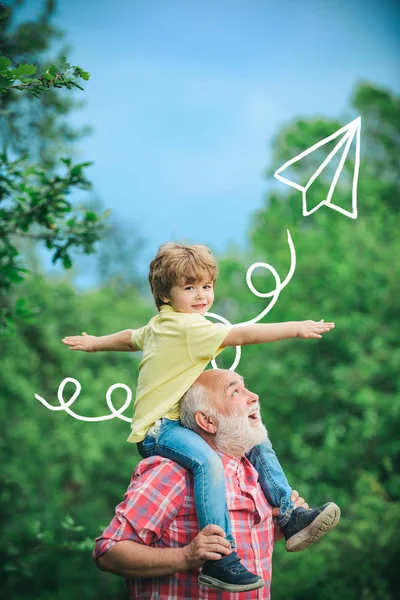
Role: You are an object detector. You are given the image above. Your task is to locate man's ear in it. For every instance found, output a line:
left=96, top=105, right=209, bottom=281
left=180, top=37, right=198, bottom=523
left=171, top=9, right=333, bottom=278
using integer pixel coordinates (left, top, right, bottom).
left=195, top=411, right=217, bottom=434
left=160, top=295, right=170, bottom=304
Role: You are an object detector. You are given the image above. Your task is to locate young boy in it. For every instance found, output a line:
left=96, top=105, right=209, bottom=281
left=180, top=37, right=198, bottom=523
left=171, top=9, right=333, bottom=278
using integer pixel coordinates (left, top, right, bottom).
left=62, top=242, right=340, bottom=593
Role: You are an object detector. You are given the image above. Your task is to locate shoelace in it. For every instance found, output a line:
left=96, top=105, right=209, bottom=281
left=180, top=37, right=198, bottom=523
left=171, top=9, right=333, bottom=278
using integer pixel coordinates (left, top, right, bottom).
left=221, top=557, right=249, bottom=575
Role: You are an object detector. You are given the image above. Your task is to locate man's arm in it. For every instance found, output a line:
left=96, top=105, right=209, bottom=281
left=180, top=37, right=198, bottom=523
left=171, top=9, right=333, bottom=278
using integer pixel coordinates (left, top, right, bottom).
left=93, top=458, right=231, bottom=579
left=96, top=525, right=231, bottom=578
left=96, top=490, right=311, bottom=577
left=220, top=320, right=334, bottom=347
left=96, top=541, right=188, bottom=578
left=62, top=329, right=139, bottom=352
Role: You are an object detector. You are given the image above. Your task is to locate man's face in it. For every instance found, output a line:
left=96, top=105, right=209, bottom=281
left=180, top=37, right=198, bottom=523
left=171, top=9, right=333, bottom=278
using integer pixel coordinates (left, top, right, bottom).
left=210, top=371, right=261, bottom=423
left=205, top=371, right=268, bottom=456
left=162, top=277, right=214, bottom=316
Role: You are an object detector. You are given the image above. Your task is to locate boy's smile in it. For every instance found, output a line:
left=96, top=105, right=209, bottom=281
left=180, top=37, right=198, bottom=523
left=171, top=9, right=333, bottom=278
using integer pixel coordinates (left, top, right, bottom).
left=162, top=278, right=214, bottom=316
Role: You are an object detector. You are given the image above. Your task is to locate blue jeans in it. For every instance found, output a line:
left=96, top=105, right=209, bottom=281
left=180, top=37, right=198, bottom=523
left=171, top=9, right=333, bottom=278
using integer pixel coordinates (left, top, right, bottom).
left=246, top=437, right=293, bottom=527
left=137, top=419, right=294, bottom=547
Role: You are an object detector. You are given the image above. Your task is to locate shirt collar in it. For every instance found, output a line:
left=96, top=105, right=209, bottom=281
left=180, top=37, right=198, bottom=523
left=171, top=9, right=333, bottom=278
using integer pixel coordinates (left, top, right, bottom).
left=159, top=305, right=175, bottom=313
left=216, top=450, right=244, bottom=475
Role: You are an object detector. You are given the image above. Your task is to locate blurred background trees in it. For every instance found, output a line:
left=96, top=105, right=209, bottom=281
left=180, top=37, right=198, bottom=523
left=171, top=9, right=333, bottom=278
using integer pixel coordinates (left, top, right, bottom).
left=224, top=82, right=400, bottom=600
left=0, top=0, right=88, bottom=166
left=0, top=2, right=399, bottom=599
left=0, top=0, right=109, bottom=330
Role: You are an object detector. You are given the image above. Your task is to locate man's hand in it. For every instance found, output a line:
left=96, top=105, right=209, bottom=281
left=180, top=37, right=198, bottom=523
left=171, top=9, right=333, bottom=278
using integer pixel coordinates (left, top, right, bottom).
left=273, top=490, right=310, bottom=542
left=296, top=319, right=334, bottom=339
left=182, top=524, right=232, bottom=569
left=62, top=332, right=98, bottom=352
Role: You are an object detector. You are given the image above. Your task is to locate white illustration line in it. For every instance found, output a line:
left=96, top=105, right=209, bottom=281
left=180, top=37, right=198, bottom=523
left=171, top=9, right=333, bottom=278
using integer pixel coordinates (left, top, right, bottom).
left=274, top=116, right=361, bottom=219
left=209, top=229, right=296, bottom=370
left=35, top=378, right=132, bottom=423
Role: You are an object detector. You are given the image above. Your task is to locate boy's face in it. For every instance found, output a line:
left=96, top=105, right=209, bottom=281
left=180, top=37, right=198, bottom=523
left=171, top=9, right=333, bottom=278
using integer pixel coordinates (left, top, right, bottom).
left=162, top=277, right=214, bottom=316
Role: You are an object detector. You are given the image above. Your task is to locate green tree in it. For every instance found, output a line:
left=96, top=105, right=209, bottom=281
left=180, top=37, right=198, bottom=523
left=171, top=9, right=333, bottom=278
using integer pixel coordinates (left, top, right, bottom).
left=0, top=2, right=108, bottom=330
left=0, top=0, right=90, bottom=166
left=0, top=274, right=153, bottom=600
left=215, top=82, right=399, bottom=600
left=0, top=149, right=109, bottom=330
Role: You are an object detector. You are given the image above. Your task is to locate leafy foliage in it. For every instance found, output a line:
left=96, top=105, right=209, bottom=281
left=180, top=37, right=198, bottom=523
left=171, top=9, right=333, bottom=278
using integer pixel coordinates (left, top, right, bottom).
left=0, top=274, right=153, bottom=600
left=222, top=83, right=399, bottom=600
left=0, top=53, right=90, bottom=96
left=0, top=2, right=108, bottom=330
left=0, top=1, right=91, bottom=167
left=0, top=151, right=109, bottom=329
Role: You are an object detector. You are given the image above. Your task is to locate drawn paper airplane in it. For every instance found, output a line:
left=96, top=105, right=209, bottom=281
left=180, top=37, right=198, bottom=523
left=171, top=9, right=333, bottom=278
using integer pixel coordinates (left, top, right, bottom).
left=274, top=116, right=361, bottom=219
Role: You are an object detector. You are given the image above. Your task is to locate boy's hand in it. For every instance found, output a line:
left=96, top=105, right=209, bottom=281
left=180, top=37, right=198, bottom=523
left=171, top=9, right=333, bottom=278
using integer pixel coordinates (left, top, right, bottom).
left=297, top=319, right=334, bottom=339
left=62, top=332, right=98, bottom=352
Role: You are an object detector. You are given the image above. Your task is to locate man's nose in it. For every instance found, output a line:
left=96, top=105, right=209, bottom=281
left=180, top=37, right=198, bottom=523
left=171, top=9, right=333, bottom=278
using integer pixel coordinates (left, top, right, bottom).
left=247, top=390, right=259, bottom=403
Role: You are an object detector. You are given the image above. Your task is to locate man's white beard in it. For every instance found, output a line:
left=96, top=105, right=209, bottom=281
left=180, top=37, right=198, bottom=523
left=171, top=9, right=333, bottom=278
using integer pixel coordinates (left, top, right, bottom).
left=214, top=409, right=268, bottom=457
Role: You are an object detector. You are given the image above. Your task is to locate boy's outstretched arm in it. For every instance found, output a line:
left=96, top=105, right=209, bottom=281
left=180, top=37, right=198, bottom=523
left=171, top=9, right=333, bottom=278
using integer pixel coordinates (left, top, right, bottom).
left=220, top=320, right=334, bottom=348
left=62, top=330, right=139, bottom=352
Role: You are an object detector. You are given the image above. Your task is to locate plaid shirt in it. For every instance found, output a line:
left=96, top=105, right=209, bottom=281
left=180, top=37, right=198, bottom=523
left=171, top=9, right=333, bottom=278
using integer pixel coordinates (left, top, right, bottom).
left=93, top=452, right=275, bottom=600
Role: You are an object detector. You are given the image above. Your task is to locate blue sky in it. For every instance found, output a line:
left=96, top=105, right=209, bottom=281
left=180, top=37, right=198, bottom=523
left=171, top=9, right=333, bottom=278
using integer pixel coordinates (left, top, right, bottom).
left=25, top=0, right=400, bottom=274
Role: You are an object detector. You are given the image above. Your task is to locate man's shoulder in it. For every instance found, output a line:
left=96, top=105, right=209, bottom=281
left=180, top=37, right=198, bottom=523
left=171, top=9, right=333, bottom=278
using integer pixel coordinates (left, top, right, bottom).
left=133, top=453, right=253, bottom=485
left=133, top=455, right=191, bottom=487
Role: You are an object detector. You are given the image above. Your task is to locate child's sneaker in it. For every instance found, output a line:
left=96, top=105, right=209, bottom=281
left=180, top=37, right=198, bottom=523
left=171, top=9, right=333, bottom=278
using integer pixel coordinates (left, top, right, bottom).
left=198, top=551, right=264, bottom=592
left=284, top=502, right=341, bottom=552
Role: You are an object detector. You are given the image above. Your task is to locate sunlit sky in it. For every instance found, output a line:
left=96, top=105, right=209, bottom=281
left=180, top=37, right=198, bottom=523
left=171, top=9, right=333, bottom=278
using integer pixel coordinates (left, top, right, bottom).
left=24, top=0, right=399, bottom=273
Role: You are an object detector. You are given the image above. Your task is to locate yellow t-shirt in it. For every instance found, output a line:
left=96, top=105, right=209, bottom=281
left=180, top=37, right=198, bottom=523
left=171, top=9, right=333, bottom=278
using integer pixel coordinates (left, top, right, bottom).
left=127, top=305, right=231, bottom=443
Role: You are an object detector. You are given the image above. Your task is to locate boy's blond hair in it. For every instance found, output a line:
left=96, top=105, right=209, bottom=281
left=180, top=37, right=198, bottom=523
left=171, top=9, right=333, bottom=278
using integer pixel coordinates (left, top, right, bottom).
left=149, top=242, right=218, bottom=309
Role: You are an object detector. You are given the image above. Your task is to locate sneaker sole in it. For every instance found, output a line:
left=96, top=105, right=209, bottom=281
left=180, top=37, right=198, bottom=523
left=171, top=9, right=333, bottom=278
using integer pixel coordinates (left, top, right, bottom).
left=286, top=502, right=341, bottom=552
left=198, top=574, right=265, bottom=592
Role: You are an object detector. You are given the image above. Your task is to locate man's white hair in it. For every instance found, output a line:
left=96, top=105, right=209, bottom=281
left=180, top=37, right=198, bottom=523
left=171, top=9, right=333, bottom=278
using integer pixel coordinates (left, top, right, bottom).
left=180, top=382, right=217, bottom=432
left=181, top=379, right=268, bottom=457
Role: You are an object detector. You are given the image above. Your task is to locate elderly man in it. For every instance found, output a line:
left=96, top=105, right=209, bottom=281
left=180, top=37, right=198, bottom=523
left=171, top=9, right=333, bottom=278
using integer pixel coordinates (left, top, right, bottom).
left=94, top=370, right=334, bottom=599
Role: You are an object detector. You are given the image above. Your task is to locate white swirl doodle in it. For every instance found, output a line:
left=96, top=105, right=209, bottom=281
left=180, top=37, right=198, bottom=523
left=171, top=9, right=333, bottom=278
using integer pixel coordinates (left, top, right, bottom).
left=209, top=229, right=295, bottom=370
left=35, top=377, right=132, bottom=422
left=35, top=230, right=296, bottom=422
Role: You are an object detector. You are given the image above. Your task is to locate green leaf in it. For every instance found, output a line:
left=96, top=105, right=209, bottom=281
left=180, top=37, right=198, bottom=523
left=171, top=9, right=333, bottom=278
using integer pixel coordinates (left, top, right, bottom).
left=15, top=297, right=33, bottom=319
left=85, top=212, right=98, bottom=222
left=62, top=255, right=72, bottom=269
left=0, top=56, right=11, bottom=73
left=11, top=63, right=37, bottom=78
left=19, top=77, right=40, bottom=85
left=6, top=269, right=25, bottom=283
left=70, top=165, right=82, bottom=176
left=58, top=56, right=71, bottom=71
